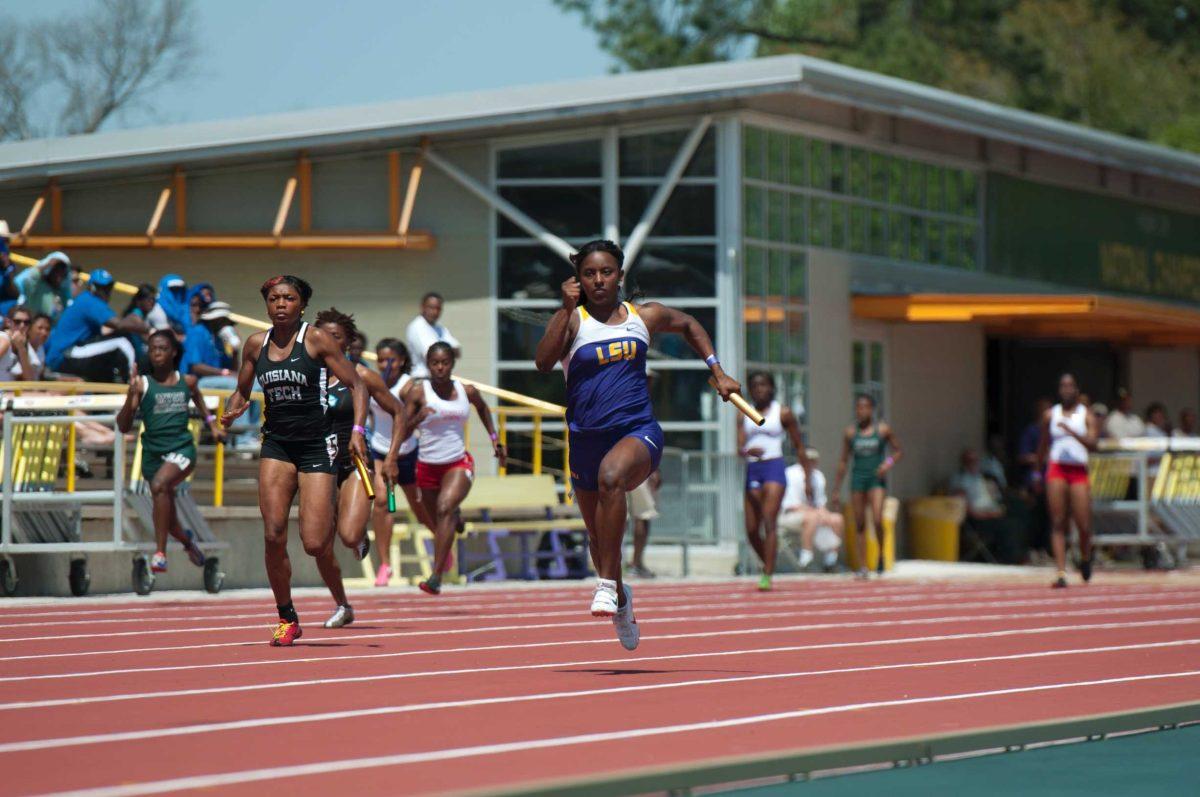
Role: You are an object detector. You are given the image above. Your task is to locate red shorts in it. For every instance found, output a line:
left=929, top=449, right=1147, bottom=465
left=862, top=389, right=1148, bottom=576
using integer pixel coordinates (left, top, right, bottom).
left=416, top=453, right=475, bottom=491
left=1047, top=462, right=1089, bottom=486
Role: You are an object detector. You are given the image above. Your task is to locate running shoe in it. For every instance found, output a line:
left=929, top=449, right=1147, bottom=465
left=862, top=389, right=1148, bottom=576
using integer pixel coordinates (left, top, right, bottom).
left=1080, top=551, right=1094, bottom=583
left=355, top=534, right=371, bottom=562
left=758, top=573, right=772, bottom=592
left=590, top=578, right=618, bottom=617
left=613, top=583, right=639, bottom=650
left=418, top=575, right=442, bottom=595
left=183, top=530, right=206, bottom=567
left=1052, top=572, right=1068, bottom=589
left=323, top=604, right=355, bottom=628
left=626, top=564, right=656, bottom=579
left=374, top=563, right=392, bottom=587
left=270, top=620, right=302, bottom=646
left=855, top=567, right=870, bottom=580
left=150, top=552, right=167, bottom=573
left=876, top=556, right=885, bottom=576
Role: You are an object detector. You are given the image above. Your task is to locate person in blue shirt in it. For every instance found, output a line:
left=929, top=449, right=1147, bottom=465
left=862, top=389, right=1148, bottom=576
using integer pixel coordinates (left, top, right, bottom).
left=180, top=300, right=235, bottom=378
left=45, top=269, right=148, bottom=382
left=0, top=226, right=21, bottom=316
left=148, top=274, right=189, bottom=334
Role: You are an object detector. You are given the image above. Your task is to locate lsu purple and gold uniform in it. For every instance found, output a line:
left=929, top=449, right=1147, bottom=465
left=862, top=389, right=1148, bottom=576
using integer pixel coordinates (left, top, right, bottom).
left=562, top=302, right=664, bottom=491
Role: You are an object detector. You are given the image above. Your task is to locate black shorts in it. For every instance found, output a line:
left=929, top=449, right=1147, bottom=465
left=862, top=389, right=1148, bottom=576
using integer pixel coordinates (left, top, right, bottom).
left=261, top=433, right=338, bottom=475
left=371, top=445, right=419, bottom=487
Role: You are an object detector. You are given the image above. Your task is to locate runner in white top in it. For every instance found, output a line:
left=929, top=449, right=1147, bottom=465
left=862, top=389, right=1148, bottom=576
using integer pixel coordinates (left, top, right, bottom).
left=367, top=337, right=433, bottom=586
left=1037, top=373, right=1098, bottom=589
left=402, top=341, right=504, bottom=595
left=736, top=372, right=812, bottom=591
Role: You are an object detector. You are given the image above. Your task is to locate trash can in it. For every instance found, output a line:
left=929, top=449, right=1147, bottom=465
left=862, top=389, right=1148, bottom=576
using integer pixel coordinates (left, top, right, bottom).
left=907, top=496, right=967, bottom=561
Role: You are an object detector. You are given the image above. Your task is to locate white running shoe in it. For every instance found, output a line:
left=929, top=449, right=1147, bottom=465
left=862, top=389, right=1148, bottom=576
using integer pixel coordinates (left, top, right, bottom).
left=590, top=578, right=618, bottom=617
left=613, top=584, right=639, bottom=650
left=323, top=604, right=355, bottom=629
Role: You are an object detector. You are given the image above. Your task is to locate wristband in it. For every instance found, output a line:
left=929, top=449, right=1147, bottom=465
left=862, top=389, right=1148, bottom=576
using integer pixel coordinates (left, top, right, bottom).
left=205, top=414, right=217, bottom=424
left=352, top=424, right=367, bottom=436
left=704, top=354, right=720, bottom=368
left=883, top=456, right=895, bottom=468
left=489, top=432, right=499, bottom=442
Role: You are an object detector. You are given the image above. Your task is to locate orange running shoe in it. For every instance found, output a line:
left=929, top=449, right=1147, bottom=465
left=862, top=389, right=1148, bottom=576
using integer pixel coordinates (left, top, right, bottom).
left=270, top=620, right=302, bottom=646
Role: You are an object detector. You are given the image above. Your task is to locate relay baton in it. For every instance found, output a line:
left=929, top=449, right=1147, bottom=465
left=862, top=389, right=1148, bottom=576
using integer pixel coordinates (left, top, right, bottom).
left=352, top=452, right=376, bottom=500
left=386, top=478, right=397, bottom=512
left=709, top=377, right=765, bottom=426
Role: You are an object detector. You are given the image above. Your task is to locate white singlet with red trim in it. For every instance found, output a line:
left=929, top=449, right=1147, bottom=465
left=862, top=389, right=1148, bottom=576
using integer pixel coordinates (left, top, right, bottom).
left=418, top=378, right=469, bottom=465
left=369, top=373, right=417, bottom=456
left=1049, top=403, right=1089, bottom=466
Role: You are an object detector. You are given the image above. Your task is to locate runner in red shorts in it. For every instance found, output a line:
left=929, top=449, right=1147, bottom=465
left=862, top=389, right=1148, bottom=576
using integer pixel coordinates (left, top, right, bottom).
left=1038, top=372, right=1098, bottom=589
left=403, top=341, right=504, bottom=594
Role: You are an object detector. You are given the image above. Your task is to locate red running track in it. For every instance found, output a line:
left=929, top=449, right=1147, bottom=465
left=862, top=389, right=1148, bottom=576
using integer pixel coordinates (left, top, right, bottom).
left=2, top=575, right=1199, bottom=796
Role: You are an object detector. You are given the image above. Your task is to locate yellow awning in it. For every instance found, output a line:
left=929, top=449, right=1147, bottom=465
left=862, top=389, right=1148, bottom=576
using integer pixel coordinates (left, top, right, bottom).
left=852, top=294, right=1200, bottom=346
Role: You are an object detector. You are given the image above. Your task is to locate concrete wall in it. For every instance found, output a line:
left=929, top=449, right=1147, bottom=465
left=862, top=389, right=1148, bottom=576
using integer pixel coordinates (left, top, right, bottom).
left=805, top=250, right=853, bottom=475
left=1129, top=348, right=1200, bottom=419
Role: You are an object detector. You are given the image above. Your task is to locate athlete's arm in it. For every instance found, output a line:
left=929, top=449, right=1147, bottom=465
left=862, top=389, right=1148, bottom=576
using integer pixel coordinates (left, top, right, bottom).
left=186, top=374, right=225, bottom=443
left=878, top=422, right=902, bottom=476
left=781, top=406, right=814, bottom=498
left=312, top=327, right=368, bottom=463
left=115, top=363, right=142, bottom=434
left=1036, top=408, right=1052, bottom=470
left=638, top=302, right=740, bottom=400
left=830, top=427, right=853, bottom=507
left=400, top=384, right=427, bottom=442
left=466, top=384, right=506, bottom=468
left=534, top=277, right=581, bottom=372
left=221, top=332, right=263, bottom=428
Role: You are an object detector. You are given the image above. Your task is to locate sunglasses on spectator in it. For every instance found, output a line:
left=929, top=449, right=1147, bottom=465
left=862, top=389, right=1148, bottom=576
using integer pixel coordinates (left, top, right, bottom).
left=8, top=317, right=30, bottom=326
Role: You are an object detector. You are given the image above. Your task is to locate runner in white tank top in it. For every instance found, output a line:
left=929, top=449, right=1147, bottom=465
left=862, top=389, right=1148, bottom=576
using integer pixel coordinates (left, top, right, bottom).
left=737, top=372, right=813, bottom=591
left=401, top=341, right=504, bottom=596
left=367, top=338, right=432, bottom=587
left=1037, top=373, right=1097, bottom=590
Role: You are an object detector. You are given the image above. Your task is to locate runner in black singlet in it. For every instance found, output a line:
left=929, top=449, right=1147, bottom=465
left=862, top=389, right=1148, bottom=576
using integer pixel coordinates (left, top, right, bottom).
left=222, top=276, right=368, bottom=647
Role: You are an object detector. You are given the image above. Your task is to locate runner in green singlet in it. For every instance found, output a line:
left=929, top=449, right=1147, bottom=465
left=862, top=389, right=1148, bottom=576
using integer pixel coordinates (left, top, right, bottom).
left=832, top=394, right=903, bottom=580
left=117, top=330, right=225, bottom=573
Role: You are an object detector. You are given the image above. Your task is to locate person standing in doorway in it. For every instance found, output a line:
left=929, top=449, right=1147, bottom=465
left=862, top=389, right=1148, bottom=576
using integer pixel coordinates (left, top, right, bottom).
left=406, top=292, right=461, bottom=379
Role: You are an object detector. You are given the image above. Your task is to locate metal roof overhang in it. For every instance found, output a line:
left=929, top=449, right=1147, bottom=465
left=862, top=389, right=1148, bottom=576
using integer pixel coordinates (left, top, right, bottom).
left=852, top=294, right=1200, bottom=347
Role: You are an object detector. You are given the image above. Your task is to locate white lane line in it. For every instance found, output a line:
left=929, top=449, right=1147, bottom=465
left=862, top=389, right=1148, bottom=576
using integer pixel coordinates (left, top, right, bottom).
left=0, top=579, right=1175, bottom=620
left=3, top=587, right=1192, bottom=644
left=6, top=600, right=1197, bottom=664
left=4, top=639, right=1196, bottom=754
left=28, top=668, right=1200, bottom=797
left=5, top=614, right=1195, bottom=685
left=0, top=582, right=1127, bottom=630
left=5, top=617, right=1197, bottom=711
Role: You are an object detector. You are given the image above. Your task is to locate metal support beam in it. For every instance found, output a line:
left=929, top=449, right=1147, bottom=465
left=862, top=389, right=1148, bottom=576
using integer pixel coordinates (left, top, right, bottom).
left=172, top=167, right=187, bottom=233
left=398, top=140, right=426, bottom=238
left=297, top=153, right=312, bottom=232
left=623, top=116, right=711, bottom=268
left=146, top=186, right=172, bottom=237
left=387, top=151, right=401, bottom=231
left=19, top=193, right=45, bottom=238
left=423, top=146, right=575, bottom=262
left=272, top=177, right=298, bottom=237
left=49, top=179, right=62, bottom=233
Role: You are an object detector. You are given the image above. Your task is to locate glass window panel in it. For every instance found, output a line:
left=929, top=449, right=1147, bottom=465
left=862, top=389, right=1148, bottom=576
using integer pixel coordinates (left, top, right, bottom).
left=849, top=205, right=867, bottom=253
left=497, top=140, right=601, bottom=179
left=620, top=129, right=715, bottom=177
left=927, top=219, right=944, bottom=264
left=743, top=127, right=764, bottom=180
left=745, top=314, right=765, bottom=362
left=767, top=249, right=787, bottom=301
left=788, top=136, right=807, bottom=186
left=906, top=161, right=924, bottom=208
left=852, top=341, right=865, bottom=384
left=945, top=222, right=962, bottom=267
left=810, top=140, right=829, bottom=191
left=788, top=251, right=807, bottom=303
left=743, top=245, right=765, bottom=298
left=498, top=306, right=554, bottom=361
left=830, top=200, right=847, bottom=250
left=498, top=245, right=573, bottom=299
left=766, top=190, right=786, bottom=241
left=788, top=192, right=806, bottom=245
left=887, top=211, right=906, bottom=259
left=619, top=184, right=715, bottom=237
left=926, top=166, right=945, bottom=213
left=663, top=430, right=706, bottom=453
left=786, top=369, right=808, bottom=424
left=869, top=208, right=886, bottom=256
left=744, top=185, right=764, bottom=240
left=649, top=369, right=714, bottom=423
left=849, top=148, right=868, bottom=197
left=498, top=185, right=600, bottom=238
left=962, top=223, right=978, bottom=269
left=500, top=369, right=566, bottom=406
left=651, top=307, right=716, bottom=360
left=787, top=310, right=806, bottom=365
left=830, top=143, right=847, bottom=194
left=810, top=198, right=829, bottom=247
left=625, top=245, right=717, bottom=297
left=887, top=157, right=904, bottom=204
left=869, top=342, right=883, bottom=382
left=907, top=215, right=924, bottom=262
left=869, top=152, right=888, bottom=201
left=945, top=170, right=963, bottom=217
left=767, top=131, right=788, bottom=184
left=962, top=171, right=979, bottom=215
left=767, top=312, right=786, bottom=363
